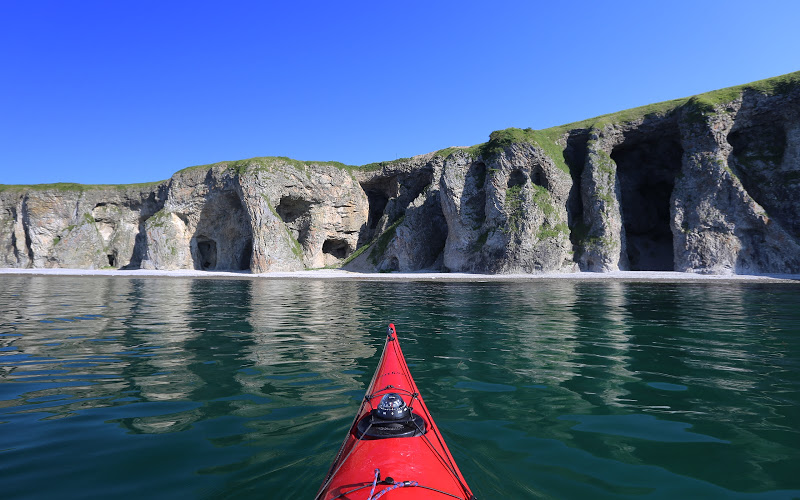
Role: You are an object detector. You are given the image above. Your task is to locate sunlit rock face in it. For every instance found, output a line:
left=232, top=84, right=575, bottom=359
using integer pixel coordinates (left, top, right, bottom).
left=0, top=185, right=166, bottom=270
left=0, top=160, right=369, bottom=273
left=2, top=76, right=800, bottom=274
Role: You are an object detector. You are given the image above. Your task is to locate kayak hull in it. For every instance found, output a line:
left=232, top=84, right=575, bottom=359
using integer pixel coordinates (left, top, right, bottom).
left=316, top=324, right=473, bottom=500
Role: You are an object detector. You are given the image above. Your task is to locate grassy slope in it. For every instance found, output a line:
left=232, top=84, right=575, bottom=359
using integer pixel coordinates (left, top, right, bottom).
left=2, top=71, right=798, bottom=192
left=463, top=70, right=800, bottom=174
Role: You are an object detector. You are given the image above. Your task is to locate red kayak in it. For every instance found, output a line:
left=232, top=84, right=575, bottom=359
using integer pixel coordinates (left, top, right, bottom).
left=315, top=324, right=475, bottom=500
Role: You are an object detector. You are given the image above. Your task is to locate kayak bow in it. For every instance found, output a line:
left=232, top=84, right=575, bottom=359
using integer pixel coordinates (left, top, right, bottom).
left=316, top=324, right=475, bottom=500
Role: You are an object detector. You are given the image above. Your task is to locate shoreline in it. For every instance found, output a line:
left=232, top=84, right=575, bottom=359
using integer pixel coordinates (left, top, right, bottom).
left=1, top=267, right=799, bottom=283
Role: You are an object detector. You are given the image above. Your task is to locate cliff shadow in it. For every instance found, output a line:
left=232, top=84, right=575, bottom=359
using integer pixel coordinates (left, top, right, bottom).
left=611, top=122, right=683, bottom=271
left=358, top=169, right=434, bottom=247
left=563, top=130, right=589, bottom=265
left=461, top=161, right=488, bottom=227
left=124, top=190, right=165, bottom=270
left=360, top=177, right=397, bottom=246
left=727, top=90, right=800, bottom=240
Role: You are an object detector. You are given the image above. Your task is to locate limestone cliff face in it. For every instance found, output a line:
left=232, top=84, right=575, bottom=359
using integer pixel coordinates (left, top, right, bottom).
left=0, top=185, right=165, bottom=269
left=2, top=72, right=800, bottom=274
left=0, top=160, right=367, bottom=273
left=138, top=160, right=368, bottom=273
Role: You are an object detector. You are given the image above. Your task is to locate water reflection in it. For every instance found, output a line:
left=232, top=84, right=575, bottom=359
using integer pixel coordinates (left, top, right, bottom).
left=0, top=277, right=798, bottom=499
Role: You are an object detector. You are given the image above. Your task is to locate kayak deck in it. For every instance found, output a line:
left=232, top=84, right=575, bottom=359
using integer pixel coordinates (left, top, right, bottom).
left=316, top=324, right=474, bottom=500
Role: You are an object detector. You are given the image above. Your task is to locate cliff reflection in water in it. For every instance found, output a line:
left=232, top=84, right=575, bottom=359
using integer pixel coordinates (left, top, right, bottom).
left=0, top=278, right=376, bottom=434
left=1, top=277, right=798, bottom=499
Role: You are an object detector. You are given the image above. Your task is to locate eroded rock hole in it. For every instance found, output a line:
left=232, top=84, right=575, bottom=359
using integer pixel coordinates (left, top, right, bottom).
left=195, top=236, right=217, bottom=270
left=508, top=169, right=527, bottom=189
left=276, top=196, right=312, bottom=247
left=276, top=196, right=312, bottom=224
left=612, top=132, right=682, bottom=271
left=530, top=166, right=549, bottom=189
left=322, top=238, right=350, bottom=259
left=107, top=253, right=116, bottom=267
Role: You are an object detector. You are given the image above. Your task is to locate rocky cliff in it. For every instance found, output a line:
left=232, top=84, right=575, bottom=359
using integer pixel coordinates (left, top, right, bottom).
left=3, top=72, right=800, bottom=274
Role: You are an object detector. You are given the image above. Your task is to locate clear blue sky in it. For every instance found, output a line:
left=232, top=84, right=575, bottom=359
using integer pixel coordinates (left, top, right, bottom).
left=2, top=0, right=798, bottom=185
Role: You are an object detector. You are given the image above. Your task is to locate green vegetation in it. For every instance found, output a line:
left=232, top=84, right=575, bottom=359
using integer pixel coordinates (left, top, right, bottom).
left=530, top=185, right=556, bottom=218
left=262, top=194, right=282, bottom=220
left=503, top=185, right=525, bottom=235
left=369, top=216, right=405, bottom=264
left=359, top=157, right=414, bottom=172
left=338, top=238, right=371, bottom=267
left=285, top=227, right=303, bottom=259
left=432, top=147, right=475, bottom=160
left=179, top=156, right=357, bottom=177
left=538, top=222, right=569, bottom=240
left=0, top=181, right=165, bottom=193
left=471, top=230, right=489, bottom=252
left=145, top=209, right=171, bottom=228
left=336, top=216, right=406, bottom=268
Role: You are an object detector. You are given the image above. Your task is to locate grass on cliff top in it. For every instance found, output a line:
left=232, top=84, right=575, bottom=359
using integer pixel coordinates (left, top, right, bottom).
left=542, top=70, right=800, bottom=135
left=0, top=181, right=165, bottom=193
left=5, top=72, right=798, bottom=191
left=449, top=70, right=800, bottom=174
left=178, top=156, right=357, bottom=176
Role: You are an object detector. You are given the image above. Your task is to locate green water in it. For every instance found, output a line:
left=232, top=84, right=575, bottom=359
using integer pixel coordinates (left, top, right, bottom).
left=1, top=277, right=799, bottom=499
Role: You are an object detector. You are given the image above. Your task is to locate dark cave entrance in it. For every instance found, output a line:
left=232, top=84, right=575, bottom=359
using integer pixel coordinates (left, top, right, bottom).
left=323, top=238, right=350, bottom=259
left=359, top=175, right=399, bottom=246
left=365, top=189, right=389, bottom=231
left=276, top=196, right=312, bottom=225
left=508, top=168, right=527, bottom=189
left=240, top=239, right=253, bottom=270
left=191, top=191, right=253, bottom=271
left=195, top=236, right=217, bottom=270
left=611, top=130, right=683, bottom=271
left=107, top=253, right=117, bottom=268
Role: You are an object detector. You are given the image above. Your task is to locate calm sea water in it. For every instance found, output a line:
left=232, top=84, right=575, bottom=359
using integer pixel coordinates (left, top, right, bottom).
left=1, top=276, right=799, bottom=499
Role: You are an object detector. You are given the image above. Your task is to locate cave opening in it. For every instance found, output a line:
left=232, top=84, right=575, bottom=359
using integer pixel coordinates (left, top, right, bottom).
left=191, top=191, right=253, bottom=271
left=276, top=195, right=312, bottom=248
left=359, top=175, right=399, bottom=247
left=322, top=238, right=350, bottom=259
left=611, top=130, right=683, bottom=271
left=276, top=196, right=312, bottom=224
left=107, top=253, right=116, bottom=268
left=508, top=169, right=527, bottom=189
left=365, top=189, right=390, bottom=231
left=240, top=239, right=252, bottom=270
left=530, top=166, right=549, bottom=189
left=195, top=236, right=217, bottom=270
